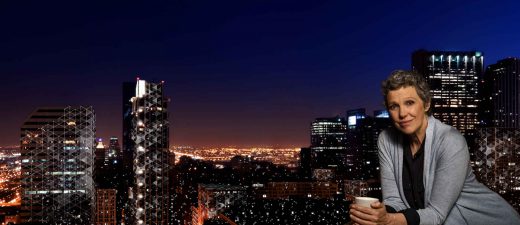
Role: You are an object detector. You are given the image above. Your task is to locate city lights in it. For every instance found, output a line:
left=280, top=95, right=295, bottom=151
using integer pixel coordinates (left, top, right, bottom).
left=171, top=146, right=301, bottom=167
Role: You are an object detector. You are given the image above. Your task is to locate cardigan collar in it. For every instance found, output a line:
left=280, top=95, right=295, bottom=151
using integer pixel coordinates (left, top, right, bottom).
left=397, top=116, right=436, bottom=208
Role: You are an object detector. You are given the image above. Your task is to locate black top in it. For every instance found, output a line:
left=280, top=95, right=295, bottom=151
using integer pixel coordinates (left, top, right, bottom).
left=386, top=137, right=425, bottom=225
left=403, top=137, right=425, bottom=209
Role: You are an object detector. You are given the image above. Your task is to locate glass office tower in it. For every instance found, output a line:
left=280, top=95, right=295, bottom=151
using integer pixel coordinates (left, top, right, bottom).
left=20, top=106, right=95, bottom=224
left=412, top=50, right=483, bottom=137
left=130, top=79, right=171, bottom=225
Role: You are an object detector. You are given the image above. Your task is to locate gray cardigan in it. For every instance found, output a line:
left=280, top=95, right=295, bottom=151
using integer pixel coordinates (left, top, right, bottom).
left=378, top=116, right=520, bottom=225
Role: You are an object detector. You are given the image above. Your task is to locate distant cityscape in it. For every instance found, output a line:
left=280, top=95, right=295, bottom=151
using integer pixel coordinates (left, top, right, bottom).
left=0, top=49, right=519, bottom=225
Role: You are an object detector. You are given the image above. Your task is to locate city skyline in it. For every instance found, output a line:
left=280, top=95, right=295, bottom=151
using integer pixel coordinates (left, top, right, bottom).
left=2, top=1, right=520, bottom=147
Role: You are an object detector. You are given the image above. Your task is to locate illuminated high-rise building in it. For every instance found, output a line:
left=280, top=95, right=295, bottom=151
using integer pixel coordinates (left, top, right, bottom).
left=486, top=58, right=520, bottom=128
left=412, top=50, right=483, bottom=137
left=20, top=107, right=95, bottom=224
left=130, top=79, right=171, bottom=225
left=310, top=117, right=349, bottom=178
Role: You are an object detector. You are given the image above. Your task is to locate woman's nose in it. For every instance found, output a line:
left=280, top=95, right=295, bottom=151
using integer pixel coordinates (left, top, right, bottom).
left=399, top=107, right=407, bottom=118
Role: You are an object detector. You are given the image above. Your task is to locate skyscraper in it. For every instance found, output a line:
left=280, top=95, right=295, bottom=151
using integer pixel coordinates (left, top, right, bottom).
left=20, top=106, right=95, bottom=225
left=412, top=50, right=483, bottom=138
left=485, top=57, right=520, bottom=128
left=130, top=79, right=171, bottom=225
left=310, top=117, right=349, bottom=178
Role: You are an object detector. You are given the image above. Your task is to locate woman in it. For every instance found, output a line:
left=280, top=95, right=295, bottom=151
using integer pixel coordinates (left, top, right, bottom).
left=349, top=70, right=520, bottom=225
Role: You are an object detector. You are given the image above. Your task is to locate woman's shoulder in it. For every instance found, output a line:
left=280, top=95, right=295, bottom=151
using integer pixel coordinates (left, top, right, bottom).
left=428, top=116, right=468, bottom=154
left=429, top=117, right=466, bottom=143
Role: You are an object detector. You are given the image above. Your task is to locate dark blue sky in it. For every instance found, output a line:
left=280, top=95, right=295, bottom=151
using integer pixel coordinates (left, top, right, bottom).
left=1, top=0, right=520, bottom=147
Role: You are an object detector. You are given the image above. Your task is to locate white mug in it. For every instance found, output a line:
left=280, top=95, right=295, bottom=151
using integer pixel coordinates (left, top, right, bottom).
left=355, top=196, right=379, bottom=208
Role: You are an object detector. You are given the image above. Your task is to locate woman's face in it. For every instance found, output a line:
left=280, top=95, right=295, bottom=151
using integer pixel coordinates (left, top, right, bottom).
left=386, top=86, right=430, bottom=136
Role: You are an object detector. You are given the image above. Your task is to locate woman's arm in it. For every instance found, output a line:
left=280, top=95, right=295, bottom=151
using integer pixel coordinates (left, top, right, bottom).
left=378, top=132, right=407, bottom=211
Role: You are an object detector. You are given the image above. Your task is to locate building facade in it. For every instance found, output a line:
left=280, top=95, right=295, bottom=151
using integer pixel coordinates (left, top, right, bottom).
left=412, top=50, right=483, bottom=138
left=310, top=117, right=349, bottom=178
left=485, top=58, right=520, bottom=128
left=20, top=107, right=95, bottom=224
left=95, top=189, right=117, bottom=225
left=130, top=79, right=171, bottom=225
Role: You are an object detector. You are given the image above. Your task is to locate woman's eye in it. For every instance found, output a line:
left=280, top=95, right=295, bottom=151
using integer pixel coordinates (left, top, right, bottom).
left=389, top=105, right=398, bottom=110
left=405, top=101, right=414, bottom=106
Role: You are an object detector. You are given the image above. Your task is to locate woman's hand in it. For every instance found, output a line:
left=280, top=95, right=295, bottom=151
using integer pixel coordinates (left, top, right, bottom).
left=349, top=201, right=394, bottom=225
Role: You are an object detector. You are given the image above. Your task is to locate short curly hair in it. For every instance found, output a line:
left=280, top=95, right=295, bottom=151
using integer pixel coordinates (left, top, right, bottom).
left=381, top=70, right=431, bottom=115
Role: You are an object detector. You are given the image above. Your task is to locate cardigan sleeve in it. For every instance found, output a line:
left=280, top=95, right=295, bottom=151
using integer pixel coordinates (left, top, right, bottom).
left=378, top=131, right=407, bottom=212
left=417, top=129, right=469, bottom=225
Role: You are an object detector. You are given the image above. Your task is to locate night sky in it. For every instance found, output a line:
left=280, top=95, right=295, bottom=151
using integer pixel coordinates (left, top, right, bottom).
left=2, top=0, right=520, bottom=147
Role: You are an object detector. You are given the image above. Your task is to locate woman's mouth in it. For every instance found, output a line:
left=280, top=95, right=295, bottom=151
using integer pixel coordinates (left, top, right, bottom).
left=399, top=120, right=413, bottom=127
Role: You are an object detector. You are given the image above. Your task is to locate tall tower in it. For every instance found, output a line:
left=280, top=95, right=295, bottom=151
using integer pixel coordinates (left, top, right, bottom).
left=486, top=58, right=520, bottom=128
left=131, top=79, right=171, bottom=225
left=20, top=107, right=95, bottom=225
left=412, top=50, right=483, bottom=138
